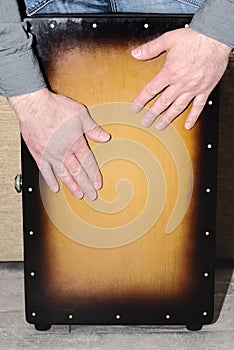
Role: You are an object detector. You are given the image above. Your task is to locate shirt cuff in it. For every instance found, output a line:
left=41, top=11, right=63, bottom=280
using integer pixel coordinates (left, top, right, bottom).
left=0, top=20, right=47, bottom=97
left=190, top=0, right=234, bottom=49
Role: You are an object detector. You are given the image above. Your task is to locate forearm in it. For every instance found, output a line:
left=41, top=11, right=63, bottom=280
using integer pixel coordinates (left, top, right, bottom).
left=0, top=0, right=46, bottom=97
left=190, top=0, right=234, bottom=48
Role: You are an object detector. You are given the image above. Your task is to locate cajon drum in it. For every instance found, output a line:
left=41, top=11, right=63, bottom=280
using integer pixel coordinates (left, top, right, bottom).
left=22, top=15, right=218, bottom=331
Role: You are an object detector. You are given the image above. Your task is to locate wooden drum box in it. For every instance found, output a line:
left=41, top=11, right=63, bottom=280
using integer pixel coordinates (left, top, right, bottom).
left=22, top=15, right=219, bottom=331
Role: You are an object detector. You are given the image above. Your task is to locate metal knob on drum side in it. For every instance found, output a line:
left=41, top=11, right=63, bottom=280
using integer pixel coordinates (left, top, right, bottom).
left=15, top=174, right=22, bottom=193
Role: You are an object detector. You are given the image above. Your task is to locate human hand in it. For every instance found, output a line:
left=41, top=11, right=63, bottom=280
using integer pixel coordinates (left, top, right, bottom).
left=9, top=88, right=110, bottom=200
left=131, top=28, right=232, bottom=130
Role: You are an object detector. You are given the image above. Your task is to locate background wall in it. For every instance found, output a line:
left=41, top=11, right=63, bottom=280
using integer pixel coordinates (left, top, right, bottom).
left=0, top=97, right=23, bottom=260
left=0, top=55, right=233, bottom=262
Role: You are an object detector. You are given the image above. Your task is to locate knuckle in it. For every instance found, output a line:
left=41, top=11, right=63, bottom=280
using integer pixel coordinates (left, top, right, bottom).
left=159, top=95, right=171, bottom=109
left=58, top=167, right=69, bottom=180
left=183, top=79, right=197, bottom=91
left=145, top=83, right=157, bottom=97
left=70, top=168, right=80, bottom=177
left=60, top=172, right=68, bottom=181
left=142, top=42, right=154, bottom=57
left=193, top=99, right=206, bottom=109
left=173, top=101, right=186, bottom=112
left=164, top=65, right=178, bottom=80
left=162, top=115, right=173, bottom=124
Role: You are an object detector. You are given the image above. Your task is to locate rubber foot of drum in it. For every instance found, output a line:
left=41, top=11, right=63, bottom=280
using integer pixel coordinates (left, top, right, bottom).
left=186, top=324, right=203, bottom=331
left=34, top=324, right=51, bottom=331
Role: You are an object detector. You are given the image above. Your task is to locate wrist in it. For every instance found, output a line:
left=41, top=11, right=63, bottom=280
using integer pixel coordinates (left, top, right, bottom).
left=8, top=88, right=50, bottom=122
left=189, top=27, right=232, bottom=53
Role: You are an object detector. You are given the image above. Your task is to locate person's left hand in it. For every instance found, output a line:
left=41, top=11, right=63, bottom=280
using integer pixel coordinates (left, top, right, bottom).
left=131, top=27, right=232, bottom=130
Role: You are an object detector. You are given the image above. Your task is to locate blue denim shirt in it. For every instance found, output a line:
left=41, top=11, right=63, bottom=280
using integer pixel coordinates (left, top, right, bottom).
left=24, top=0, right=204, bottom=16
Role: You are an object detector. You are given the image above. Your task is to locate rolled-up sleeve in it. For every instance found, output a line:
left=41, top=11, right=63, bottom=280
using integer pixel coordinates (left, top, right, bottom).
left=190, top=0, right=234, bottom=48
left=0, top=0, right=46, bottom=97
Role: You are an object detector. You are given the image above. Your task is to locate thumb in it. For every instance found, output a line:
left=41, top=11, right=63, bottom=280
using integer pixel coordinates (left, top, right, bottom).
left=131, top=34, right=167, bottom=60
left=86, top=125, right=111, bottom=143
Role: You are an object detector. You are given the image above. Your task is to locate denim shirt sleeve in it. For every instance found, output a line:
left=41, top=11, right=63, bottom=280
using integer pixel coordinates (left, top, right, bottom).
left=190, top=0, right=234, bottom=48
left=0, top=0, right=46, bottom=97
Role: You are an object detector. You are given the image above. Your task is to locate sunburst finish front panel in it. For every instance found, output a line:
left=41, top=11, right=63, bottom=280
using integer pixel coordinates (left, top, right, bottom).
left=22, top=16, right=218, bottom=328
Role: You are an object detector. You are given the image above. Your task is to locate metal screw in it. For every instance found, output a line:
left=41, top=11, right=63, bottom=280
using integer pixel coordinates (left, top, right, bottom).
left=92, top=23, right=97, bottom=29
left=144, top=23, right=149, bottom=29
left=115, top=314, right=121, bottom=320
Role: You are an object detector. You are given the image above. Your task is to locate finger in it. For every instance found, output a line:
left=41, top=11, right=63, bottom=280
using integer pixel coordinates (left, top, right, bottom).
left=131, top=33, right=168, bottom=60
left=63, top=153, right=97, bottom=200
left=71, top=136, right=102, bottom=191
left=76, top=165, right=97, bottom=201
left=86, top=125, right=111, bottom=143
left=184, top=93, right=209, bottom=130
left=79, top=108, right=110, bottom=143
left=131, top=68, right=169, bottom=113
left=39, top=160, right=59, bottom=193
left=56, top=162, right=84, bottom=199
left=155, top=92, right=194, bottom=130
left=140, top=85, right=183, bottom=127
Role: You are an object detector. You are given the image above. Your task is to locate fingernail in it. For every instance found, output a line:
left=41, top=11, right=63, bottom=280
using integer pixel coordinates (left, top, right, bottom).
left=185, top=121, right=193, bottom=130
left=141, top=111, right=155, bottom=128
left=156, top=119, right=167, bottom=130
left=131, top=104, right=142, bottom=113
left=51, top=185, right=59, bottom=193
left=141, top=117, right=151, bottom=128
left=86, top=191, right=97, bottom=201
left=94, top=181, right=102, bottom=190
left=100, top=130, right=110, bottom=142
left=73, top=190, right=83, bottom=199
left=132, top=48, right=142, bottom=58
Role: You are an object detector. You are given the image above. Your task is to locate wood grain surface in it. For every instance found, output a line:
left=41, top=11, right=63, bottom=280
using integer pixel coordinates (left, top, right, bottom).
left=0, top=56, right=233, bottom=262
left=0, top=263, right=233, bottom=345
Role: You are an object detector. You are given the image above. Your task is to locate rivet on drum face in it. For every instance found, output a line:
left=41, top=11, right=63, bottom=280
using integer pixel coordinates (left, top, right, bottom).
left=50, top=22, right=56, bottom=29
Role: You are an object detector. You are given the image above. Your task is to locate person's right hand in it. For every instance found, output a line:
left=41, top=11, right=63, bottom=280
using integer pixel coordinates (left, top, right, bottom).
left=8, top=88, right=110, bottom=200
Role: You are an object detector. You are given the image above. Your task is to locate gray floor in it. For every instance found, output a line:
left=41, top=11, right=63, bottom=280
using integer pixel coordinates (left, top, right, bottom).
left=0, top=263, right=233, bottom=350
